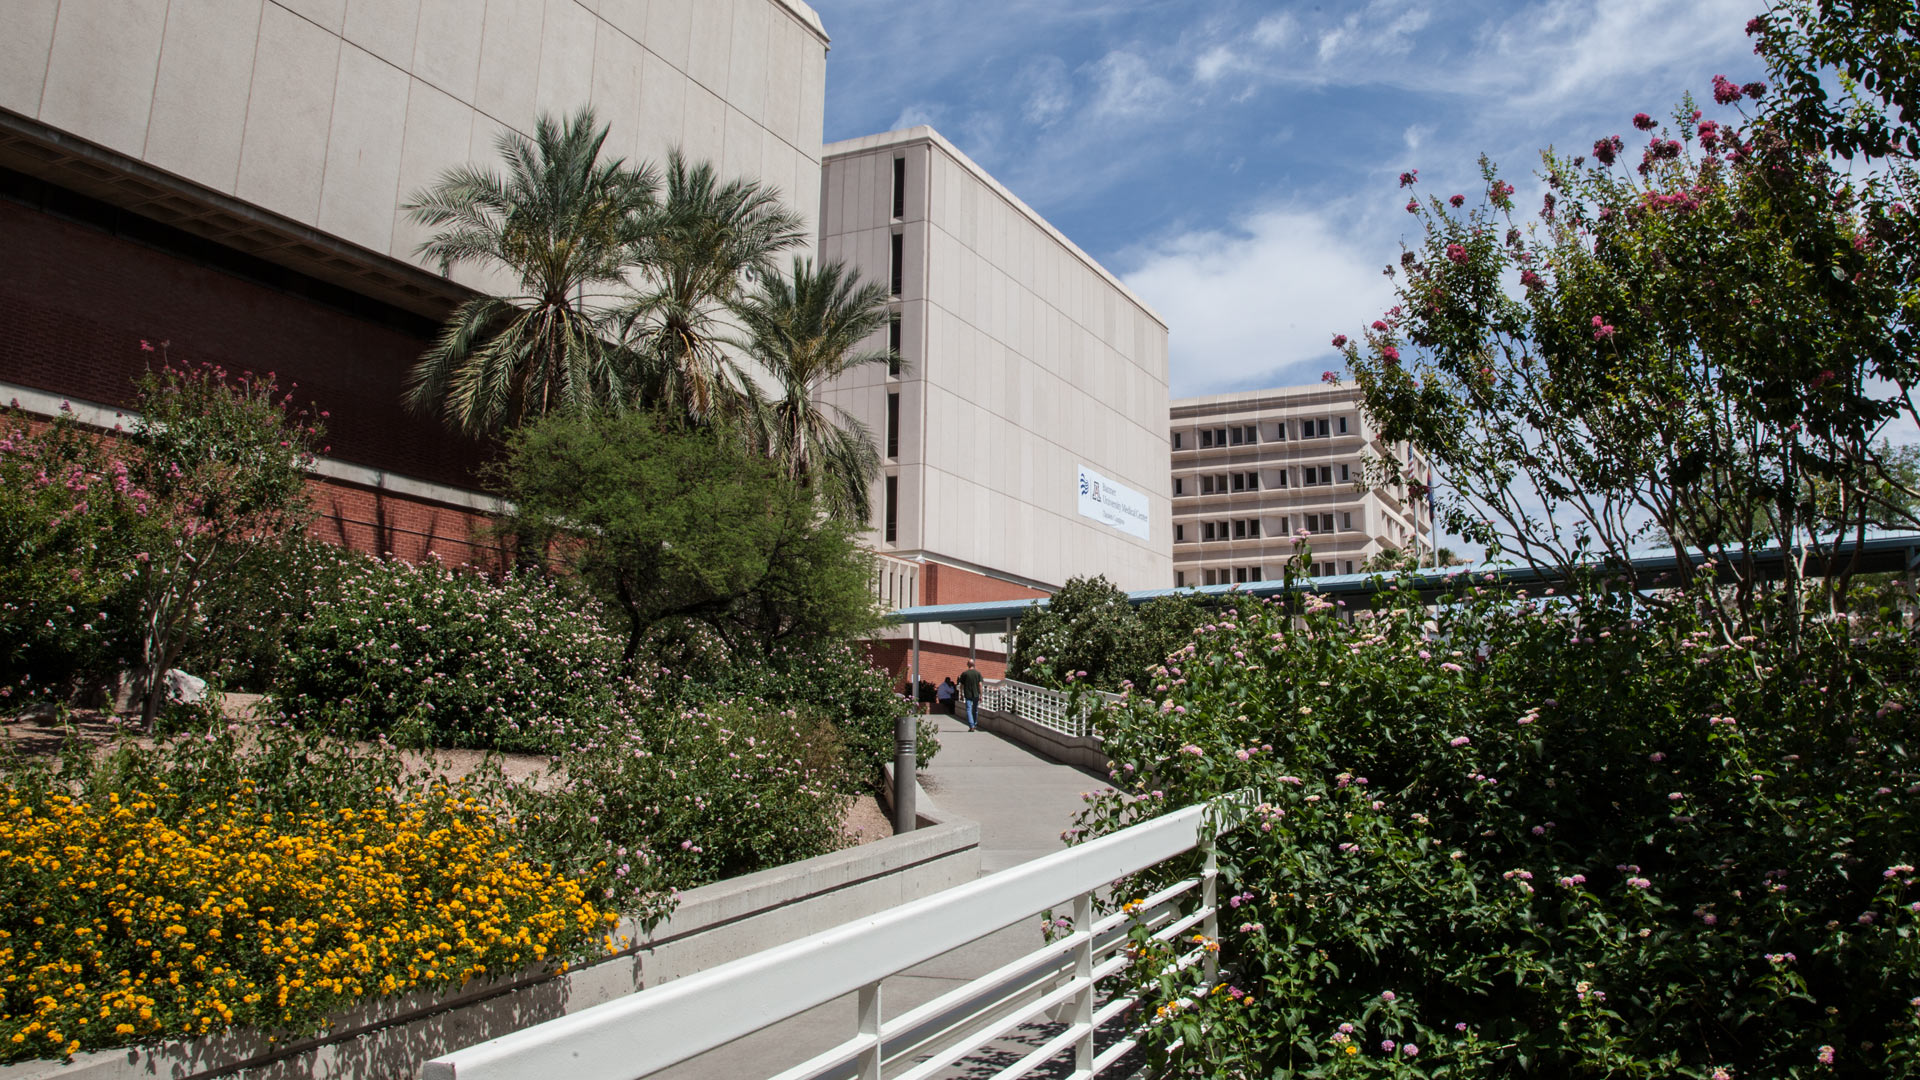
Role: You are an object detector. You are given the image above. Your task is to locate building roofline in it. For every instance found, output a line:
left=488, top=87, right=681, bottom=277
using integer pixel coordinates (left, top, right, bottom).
left=824, top=126, right=1167, bottom=330
left=1171, top=382, right=1355, bottom=410
left=770, top=0, right=830, bottom=46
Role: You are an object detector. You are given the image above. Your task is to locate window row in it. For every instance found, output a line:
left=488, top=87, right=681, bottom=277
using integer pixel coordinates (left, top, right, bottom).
left=1171, top=416, right=1350, bottom=449
left=1173, top=463, right=1352, bottom=495
left=1174, top=559, right=1358, bottom=588
left=1174, top=511, right=1355, bottom=543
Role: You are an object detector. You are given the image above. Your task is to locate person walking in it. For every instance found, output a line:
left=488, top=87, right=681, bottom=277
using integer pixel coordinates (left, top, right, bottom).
left=957, top=660, right=984, bottom=731
left=936, top=676, right=956, bottom=714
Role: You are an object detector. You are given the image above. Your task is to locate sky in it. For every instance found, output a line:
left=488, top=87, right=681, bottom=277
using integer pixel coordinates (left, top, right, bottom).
left=808, top=0, right=1769, bottom=399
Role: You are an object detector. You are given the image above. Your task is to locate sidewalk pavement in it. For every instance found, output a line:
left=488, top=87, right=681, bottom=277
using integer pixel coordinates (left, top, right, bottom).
left=654, top=711, right=1109, bottom=1078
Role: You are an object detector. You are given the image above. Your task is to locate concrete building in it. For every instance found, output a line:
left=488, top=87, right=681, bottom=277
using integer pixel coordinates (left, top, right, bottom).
left=1170, top=384, right=1431, bottom=587
left=818, top=126, right=1173, bottom=681
left=1, top=0, right=828, bottom=562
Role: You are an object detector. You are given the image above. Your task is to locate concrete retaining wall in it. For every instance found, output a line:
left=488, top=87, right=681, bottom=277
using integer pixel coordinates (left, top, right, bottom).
left=3, top=821, right=980, bottom=1080
left=978, top=708, right=1110, bottom=774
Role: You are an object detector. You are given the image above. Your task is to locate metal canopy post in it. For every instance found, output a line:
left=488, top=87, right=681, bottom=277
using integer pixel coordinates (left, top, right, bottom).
left=911, top=622, right=921, bottom=697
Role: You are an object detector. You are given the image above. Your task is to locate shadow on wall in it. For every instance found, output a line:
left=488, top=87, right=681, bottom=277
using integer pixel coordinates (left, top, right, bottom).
left=318, top=483, right=507, bottom=570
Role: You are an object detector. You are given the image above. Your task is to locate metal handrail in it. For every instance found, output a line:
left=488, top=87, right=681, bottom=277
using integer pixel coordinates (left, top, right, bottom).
left=980, top=676, right=1121, bottom=739
left=422, top=790, right=1257, bottom=1080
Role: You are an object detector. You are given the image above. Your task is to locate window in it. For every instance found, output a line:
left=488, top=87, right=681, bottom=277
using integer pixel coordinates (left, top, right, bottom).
left=1200, top=429, right=1214, bottom=448
left=1339, top=463, right=1351, bottom=482
left=1247, top=518, right=1261, bottom=538
left=1303, top=465, right=1333, bottom=486
left=889, top=232, right=904, bottom=296
left=1321, top=561, right=1337, bottom=577
left=1172, top=431, right=1183, bottom=449
left=1173, top=477, right=1184, bottom=496
left=1203, top=568, right=1217, bottom=586
left=1304, top=418, right=1331, bottom=438
left=1249, top=566, right=1263, bottom=582
left=1233, top=519, right=1246, bottom=539
left=1200, top=474, right=1215, bottom=495
left=1244, top=471, right=1259, bottom=491
left=1243, top=424, right=1258, bottom=444
left=883, top=476, right=898, bottom=542
left=1342, top=511, right=1352, bottom=530
left=1231, top=472, right=1246, bottom=492
left=1274, top=420, right=1288, bottom=440
left=1337, top=416, right=1349, bottom=434
left=891, top=156, right=906, bottom=218
left=1277, top=516, right=1289, bottom=535
left=888, top=311, right=902, bottom=376
left=1344, top=560, right=1355, bottom=575
left=1277, top=468, right=1289, bottom=487
left=1176, top=570, right=1186, bottom=587
left=1234, top=567, right=1248, bottom=583
left=1215, top=428, right=1228, bottom=446
left=1203, top=521, right=1216, bottom=541
left=1175, top=524, right=1186, bottom=542
left=886, top=392, right=900, bottom=457
left=1229, top=426, right=1244, bottom=446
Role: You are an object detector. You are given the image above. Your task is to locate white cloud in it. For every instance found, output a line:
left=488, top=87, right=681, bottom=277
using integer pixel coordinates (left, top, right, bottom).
left=888, top=103, right=941, bottom=131
left=1087, top=50, right=1180, bottom=119
left=1120, top=202, right=1396, bottom=397
left=1021, top=56, right=1074, bottom=126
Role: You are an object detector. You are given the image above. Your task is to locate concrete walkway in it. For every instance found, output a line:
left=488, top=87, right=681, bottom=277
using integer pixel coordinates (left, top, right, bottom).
left=656, top=710, right=1108, bottom=1079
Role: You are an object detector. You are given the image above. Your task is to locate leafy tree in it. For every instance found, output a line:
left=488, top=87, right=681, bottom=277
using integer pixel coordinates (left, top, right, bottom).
left=733, top=257, right=893, bottom=520
left=493, top=410, right=879, bottom=672
left=1750, top=0, right=1920, bottom=162
left=1340, top=84, right=1918, bottom=645
left=618, top=152, right=808, bottom=427
left=1008, top=576, right=1209, bottom=693
left=127, top=363, right=318, bottom=725
left=402, top=107, right=657, bottom=434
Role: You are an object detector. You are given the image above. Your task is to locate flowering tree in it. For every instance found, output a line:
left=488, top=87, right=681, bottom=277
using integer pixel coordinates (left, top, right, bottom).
left=1338, top=80, right=1919, bottom=644
left=126, top=359, right=318, bottom=724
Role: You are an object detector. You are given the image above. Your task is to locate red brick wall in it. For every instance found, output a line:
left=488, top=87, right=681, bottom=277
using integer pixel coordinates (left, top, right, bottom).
left=866, top=638, right=1007, bottom=696
left=920, top=562, right=1049, bottom=607
left=0, top=199, right=490, bottom=490
left=305, top=476, right=507, bottom=570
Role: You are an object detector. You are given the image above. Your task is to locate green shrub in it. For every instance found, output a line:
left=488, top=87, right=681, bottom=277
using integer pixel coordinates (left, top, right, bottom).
left=1078, top=574, right=1920, bottom=1077
left=176, top=539, right=356, bottom=692
left=267, top=555, right=621, bottom=751
left=500, top=700, right=853, bottom=919
left=1008, top=575, right=1210, bottom=693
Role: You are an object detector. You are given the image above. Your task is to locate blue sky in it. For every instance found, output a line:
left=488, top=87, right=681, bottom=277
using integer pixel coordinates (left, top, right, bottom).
left=809, top=0, right=1767, bottom=398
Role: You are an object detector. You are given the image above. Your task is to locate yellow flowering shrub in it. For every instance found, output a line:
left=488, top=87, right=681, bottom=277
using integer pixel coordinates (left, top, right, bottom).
left=0, top=780, right=616, bottom=1062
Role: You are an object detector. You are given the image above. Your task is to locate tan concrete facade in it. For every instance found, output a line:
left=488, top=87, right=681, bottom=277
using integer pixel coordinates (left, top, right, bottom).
left=1170, top=384, right=1432, bottom=586
left=817, top=126, right=1174, bottom=601
left=3, top=0, right=828, bottom=298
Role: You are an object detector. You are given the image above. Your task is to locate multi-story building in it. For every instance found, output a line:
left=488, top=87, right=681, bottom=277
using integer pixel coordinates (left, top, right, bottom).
left=1, top=0, right=829, bottom=562
left=818, top=125, right=1173, bottom=679
left=1169, top=384, right=1431, bottom=587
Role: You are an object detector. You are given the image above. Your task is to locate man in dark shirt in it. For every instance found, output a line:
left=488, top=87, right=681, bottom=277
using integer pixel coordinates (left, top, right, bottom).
left=956, top=661, right=984, bottom=731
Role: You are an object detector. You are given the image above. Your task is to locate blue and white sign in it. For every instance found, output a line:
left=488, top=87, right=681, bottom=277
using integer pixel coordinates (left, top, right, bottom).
left=1077, top=464, right=1151, bottom=541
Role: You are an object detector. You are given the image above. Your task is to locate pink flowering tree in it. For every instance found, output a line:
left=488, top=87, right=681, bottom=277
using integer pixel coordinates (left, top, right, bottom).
left=0, top=404, right=153, bottom=705
left=125, top=360, right=319, bottom=725
left=1338, top=82, right=1918, bottom=645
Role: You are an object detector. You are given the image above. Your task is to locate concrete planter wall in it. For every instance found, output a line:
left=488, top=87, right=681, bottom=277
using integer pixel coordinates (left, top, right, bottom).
left=2, top=821, right=980, bottom=1080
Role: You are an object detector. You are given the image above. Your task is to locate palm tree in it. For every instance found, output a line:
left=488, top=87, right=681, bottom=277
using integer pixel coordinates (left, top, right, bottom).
left=619, top=151, right=808, bottom=427
left=733, top=258, right=895, bottom=520
left=402, top=107, right=656, bottom=435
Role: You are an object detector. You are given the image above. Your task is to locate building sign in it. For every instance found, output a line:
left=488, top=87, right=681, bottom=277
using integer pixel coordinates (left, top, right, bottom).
left=1077, top=464, right=1151, bottom=541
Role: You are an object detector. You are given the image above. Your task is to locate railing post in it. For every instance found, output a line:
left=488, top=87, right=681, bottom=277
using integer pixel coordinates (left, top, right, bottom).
left=1072, top=890, right=1094, bottom=1077
left=857, top=981, right=882, bottom=1080
left=1201, top=838, right=1220, bottom=986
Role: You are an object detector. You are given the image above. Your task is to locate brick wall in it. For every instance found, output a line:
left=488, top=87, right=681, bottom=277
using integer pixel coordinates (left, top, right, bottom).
left=0, top=198, right=490, bottom=490
left=919, top=562, right=1049, bottom=607
left=866, top=639, right=1006, bottom=697
left=305, top=476, right=507, bottom=570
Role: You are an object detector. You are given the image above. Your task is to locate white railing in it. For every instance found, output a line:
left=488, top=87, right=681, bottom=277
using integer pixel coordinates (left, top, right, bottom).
left=870, top=553, right=921, bottom=612
left=422, top=791, right=1256, bottom=1080
left=981, top=677, right=1122, bottom=740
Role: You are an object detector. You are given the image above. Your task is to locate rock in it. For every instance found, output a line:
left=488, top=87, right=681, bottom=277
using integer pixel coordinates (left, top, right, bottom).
left=165, top=668, right=207, bottom=704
